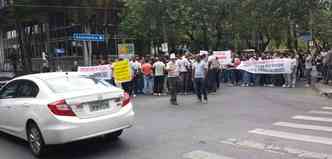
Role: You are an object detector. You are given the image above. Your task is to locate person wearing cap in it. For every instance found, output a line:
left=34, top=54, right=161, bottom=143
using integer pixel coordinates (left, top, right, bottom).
left=166, top=53, right=179, bottom=105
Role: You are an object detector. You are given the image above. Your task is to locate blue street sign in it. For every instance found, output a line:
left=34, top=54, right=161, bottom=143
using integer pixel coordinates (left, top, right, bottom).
left=72, top=33, right=105, bottom=42
left=299, top=32, right=312, bottom=43
left=54, top=48, right=65, bottom=57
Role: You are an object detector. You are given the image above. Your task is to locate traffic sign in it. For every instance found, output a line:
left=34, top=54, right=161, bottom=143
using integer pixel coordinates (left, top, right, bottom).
left=54, top=48, right=65, bottom=57
left=73, top=33, right=105, bottom=42
left=162, top=43, right=168, bottom=53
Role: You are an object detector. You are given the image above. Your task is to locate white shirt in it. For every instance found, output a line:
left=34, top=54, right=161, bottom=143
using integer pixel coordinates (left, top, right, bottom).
left=131, top=61, right=141, bottom=72
left=153, top=61, right=165, bottom=76
left=166, top=61, right=179, bottom=77
left=176, top=58, right=190, bottom=73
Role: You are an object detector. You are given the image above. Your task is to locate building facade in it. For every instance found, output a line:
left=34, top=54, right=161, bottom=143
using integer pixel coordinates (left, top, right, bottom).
left=0, top=0, right=123, bottom=73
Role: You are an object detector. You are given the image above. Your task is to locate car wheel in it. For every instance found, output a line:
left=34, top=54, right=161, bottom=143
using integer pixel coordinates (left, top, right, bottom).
left=27, top=122, right=46, bottom=157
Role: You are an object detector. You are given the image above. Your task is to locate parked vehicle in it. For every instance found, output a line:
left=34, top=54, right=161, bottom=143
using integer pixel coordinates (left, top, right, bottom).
left=0, top=72, right=135, bottom=157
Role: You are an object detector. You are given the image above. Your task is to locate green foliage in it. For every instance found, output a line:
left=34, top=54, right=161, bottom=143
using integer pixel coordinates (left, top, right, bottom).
left=120, top=0, right=332, bottom=53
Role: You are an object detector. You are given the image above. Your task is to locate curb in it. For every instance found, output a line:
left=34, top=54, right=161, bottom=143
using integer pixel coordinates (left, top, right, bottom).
left=313, top=83, right=332, bottom=99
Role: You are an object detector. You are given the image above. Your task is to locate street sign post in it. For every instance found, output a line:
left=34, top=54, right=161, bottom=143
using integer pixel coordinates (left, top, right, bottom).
left=118, top=43, right=135, bottom=59
left=72, top=33, right=105, bottom=42
left=162, top=43, right=168, bottom=53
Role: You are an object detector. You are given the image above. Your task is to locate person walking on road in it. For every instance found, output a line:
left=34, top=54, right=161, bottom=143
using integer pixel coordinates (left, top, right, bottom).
left=192, top=55, right=208, bottom=104
left=166, top=54, right=179, bottom=105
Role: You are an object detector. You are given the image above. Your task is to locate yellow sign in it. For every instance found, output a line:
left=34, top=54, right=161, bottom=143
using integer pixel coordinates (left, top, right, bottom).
left=113, top=60, right=132, bottom=83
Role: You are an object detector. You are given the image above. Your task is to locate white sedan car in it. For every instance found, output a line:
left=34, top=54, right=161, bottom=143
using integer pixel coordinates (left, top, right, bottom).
left=0, top=72, right=135, bottom=157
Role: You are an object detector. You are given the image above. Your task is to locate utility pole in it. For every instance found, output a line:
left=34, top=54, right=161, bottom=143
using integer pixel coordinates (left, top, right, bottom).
left=103, top=0, right=110, bottom=49
left=0, top=30, right=4, bottom=69
left=161, top=0, right=168, bottom=55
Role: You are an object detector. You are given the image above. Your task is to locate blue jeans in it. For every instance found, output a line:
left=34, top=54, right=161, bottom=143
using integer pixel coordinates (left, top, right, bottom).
left=194, top=78, right=208, bottom=101
left=143, top=75, right=154, bottom=94
left=243, top=71, right=256, bottom=85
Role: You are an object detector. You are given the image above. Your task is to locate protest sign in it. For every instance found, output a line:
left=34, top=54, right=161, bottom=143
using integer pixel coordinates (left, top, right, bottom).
left=213, top=50, right=232, bottom=65
left=237, top=59, right=293, bottom=74
left=113, top=60, right=132, bottom=83
left=78, top=65, right=112, bottom=80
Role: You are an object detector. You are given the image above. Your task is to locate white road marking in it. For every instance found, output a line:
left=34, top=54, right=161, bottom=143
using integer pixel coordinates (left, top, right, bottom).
left=249, top=129, right=332, bottom=145
left=292, top=115, right=332, bottom=122
left=322, top=107, right=332, bottom=110
left=309, top=110, right=332, bottom=115
left=274, top=122, right=332, bottom=132
left=221, top=138, right=332, bottom=159
left=183, top=151, right=234, bottom=159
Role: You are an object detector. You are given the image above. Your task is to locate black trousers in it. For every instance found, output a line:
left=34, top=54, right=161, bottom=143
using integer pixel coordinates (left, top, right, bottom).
left=180, top=72, right=190, bottom=93
left=154, top=76, right=165, bottom=93
left=122, top=80, right=133, bottom=96
left=208, top=68, right=218, bottom=92
left=195, top=78, right=208, bottom=101
left=168, top=77, right=178, bottom=103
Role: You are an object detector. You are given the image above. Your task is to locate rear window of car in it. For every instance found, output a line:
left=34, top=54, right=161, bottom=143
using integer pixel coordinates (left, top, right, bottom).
left=45, top=76, right=112, bottom=93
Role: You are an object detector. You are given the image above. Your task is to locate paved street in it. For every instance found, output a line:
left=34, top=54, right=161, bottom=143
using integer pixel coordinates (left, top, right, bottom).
left=0, top=86, right=331, bottom=159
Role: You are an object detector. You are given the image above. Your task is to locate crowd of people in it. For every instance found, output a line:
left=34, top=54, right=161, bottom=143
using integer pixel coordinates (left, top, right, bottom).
left=94, top=49, right=332, bottom=105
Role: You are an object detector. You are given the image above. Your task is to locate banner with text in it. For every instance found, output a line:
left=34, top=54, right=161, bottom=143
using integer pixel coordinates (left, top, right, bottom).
left=213, top=50, right=232, bottom=65
left=237, top=59, right=293, bottom=74
left=113, top=60, right=132, bottom=83
left=78, top=65, right=112, bottom=80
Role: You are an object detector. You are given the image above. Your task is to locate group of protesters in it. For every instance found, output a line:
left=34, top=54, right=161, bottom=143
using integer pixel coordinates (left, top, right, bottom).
left=93, top=49, right=332, bottom=105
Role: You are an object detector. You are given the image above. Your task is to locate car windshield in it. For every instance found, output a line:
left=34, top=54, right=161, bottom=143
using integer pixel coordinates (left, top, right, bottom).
left=45, top=76, right=112, bottom=94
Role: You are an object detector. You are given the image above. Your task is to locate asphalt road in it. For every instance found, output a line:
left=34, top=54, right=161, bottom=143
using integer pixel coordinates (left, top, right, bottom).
left=0, top=86, right=331, bottom=159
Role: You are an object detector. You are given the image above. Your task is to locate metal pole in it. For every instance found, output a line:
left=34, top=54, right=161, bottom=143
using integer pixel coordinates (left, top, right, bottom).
left=0, top=30, right=4, bottom=70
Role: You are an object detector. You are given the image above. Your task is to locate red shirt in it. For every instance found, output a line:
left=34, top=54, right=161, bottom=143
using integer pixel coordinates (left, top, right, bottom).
left=142, top=63, right=152, bottom=76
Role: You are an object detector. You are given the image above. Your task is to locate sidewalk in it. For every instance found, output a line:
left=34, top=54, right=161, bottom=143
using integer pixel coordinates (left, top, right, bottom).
left=314, top=83, right=332, bottom=98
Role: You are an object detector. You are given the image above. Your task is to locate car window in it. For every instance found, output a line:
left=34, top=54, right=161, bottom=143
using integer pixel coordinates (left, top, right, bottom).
left=16, top=80, right=39, bottom=98
left=0, top=81, right=19, bottom=99
left=45, top=76, right=112, bottom=94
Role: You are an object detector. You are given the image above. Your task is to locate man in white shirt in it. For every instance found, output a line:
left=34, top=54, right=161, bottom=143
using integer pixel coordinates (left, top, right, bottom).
left=207, top=55, right=220, bottom=93
left=192, top=55, right=208, bottom=104
left=177, top=55, right=190, bottom=95
left=166, top=54, right=179, bottom=105
left=153, top=57, right=166, bottom=96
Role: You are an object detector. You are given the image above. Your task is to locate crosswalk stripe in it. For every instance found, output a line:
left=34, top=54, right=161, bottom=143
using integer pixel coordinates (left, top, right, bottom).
left=249, top=129, right=332, bottom=145
left=292, top=115, right=332, bottom=123
left=309, top=110, right=332, bottom=115
left=322, top=107, right=332, bottom=110
left=183, top=150, right=234, bottom=159
left=274, top=122, right=332, bottom=132
left=221, top=138, right=332, bottom=159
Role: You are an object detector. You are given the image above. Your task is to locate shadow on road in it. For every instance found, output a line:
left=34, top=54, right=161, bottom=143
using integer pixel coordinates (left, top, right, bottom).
left=0, top=131, right=131, bottom=159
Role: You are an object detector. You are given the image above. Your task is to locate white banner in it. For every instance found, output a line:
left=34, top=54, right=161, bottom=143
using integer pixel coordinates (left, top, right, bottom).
left=237, top=59, right=293, bottom=74
left=213, top=50, right=232, bottom=65
left=78, top=65, right=112, bottom=80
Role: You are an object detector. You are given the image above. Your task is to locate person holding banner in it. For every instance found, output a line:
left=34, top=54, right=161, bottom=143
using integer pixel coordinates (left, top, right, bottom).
left=283, top=55, right=298, bottom=88
left=166, top=54, right=179, bottom=105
